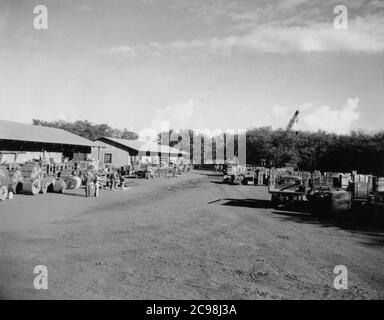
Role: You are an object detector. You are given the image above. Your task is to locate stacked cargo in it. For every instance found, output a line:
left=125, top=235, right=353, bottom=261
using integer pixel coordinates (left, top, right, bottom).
left=241, top=167, right=255, bottom=185
left=330, top=189, right=352, bottom=213
left=312, top=171, right=322, bottom=187
left=370, top=177, right=384, bottom=203
left=352, top=174, right=374, bottom=199
left=255, top=171, right=264, bottom=185
left=301, top=171, right=311, bottom=187
left=325, top=172, right=334, bottom=187
left=377, top=177, right=384, bottom=193
left=340, top=174, right=351, bottom=188
left=269, top=168, right=277, bottom=185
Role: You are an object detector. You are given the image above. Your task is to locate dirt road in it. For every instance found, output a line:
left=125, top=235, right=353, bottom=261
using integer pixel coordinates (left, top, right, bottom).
left=0, top=171, right=383, bottom=299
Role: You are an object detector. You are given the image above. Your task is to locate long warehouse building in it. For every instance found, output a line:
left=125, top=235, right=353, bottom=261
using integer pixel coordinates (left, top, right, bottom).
left=0, top=119, right=96, bottom=164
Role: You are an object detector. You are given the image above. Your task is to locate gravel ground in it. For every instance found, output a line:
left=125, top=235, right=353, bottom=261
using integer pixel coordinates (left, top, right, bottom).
left=0, top=171, right=383, bottom=299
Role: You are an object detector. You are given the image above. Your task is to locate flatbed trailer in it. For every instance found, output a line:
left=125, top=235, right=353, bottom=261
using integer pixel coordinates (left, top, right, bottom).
left=268, top=175, right=306, bottom=206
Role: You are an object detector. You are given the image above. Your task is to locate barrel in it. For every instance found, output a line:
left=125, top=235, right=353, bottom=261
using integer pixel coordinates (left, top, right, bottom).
left=331, top=189, right=352, bottom=213
left=23, top=179, right=41, bottom=195
left=53, top=179, right=66, bottom=193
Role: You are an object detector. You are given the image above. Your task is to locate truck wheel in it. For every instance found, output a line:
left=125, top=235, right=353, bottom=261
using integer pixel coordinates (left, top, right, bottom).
left=271, top=194, right=279, bottom=208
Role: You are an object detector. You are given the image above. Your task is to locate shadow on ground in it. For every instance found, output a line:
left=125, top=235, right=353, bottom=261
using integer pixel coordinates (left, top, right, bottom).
left=61, top=192, right=87, bottom=197
left=271, top=209, right=384, bottom=246
left=221, top=198, right=311, bottom=213
left=218, top=197, right=384, bottom=247
left=197, top=171, right=224, bottom=178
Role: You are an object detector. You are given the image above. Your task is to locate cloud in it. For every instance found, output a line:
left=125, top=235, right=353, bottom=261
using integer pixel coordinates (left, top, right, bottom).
left=98, top=2, right=384, bottom=57
left=97, top=45, right=137, bottom=58
left=0, top=2, right=11, bottom=36
left=151, top=100, right=196, bottom=130
left=299, top=98, right=360, bottom=134
left=77, top=4, right=93, bottom=12
left=270, top=98, right=360, bottom=134
left=57, top=112, right=81, bottom=122
left=277, top=0, right=309, bottom=11
left=160, top=16, right=384, bottom=54
left=251, top=18, right=384, bottom=53
left=135, top=100, right=197, bottom=142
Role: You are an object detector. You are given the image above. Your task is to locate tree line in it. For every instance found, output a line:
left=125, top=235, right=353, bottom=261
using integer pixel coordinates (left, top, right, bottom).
left=167, top=128, right=384, bottom=175
left=245, top=127, right=384, bottom=175
left=32, top=120, right=384, bottom=175
left=32, top=119, right=138, bottom=141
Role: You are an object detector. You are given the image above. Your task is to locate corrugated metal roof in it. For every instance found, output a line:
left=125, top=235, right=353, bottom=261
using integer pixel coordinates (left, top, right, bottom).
left=92, top=140, right=110, bottom=148
left=97, top=137, right=189, bottom=155
left=0, top=120, right=97, bottom=147
left=99, top=137, right=142, bottom=151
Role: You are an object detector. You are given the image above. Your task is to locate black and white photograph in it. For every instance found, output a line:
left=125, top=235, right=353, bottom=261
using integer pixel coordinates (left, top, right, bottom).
left=0, top=0, right=383, bottom=307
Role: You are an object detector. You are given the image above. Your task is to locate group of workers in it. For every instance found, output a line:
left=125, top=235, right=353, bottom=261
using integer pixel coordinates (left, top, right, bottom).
left=84, top=170, right=100, bottom=197
left=214, top=164, right=228, bottom=174
left=107, top=169, right=126, bottom=190
left=79, top=163, right=189, bottom=198
left=82, top=168, right=128, bottom=197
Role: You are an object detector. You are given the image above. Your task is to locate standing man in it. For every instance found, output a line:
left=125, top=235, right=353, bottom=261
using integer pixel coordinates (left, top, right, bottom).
left=85, top=170, right=94, bottom=197
left=94, top=173, right=100, bottom=197
left=110, top=170, right=117, bottom=190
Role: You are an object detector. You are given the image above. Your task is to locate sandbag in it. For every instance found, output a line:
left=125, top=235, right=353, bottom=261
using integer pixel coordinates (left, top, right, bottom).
left=23, top=179, right=41, bottom=195
left=20, top=163, right=42, bottom=180
left=0, top=185, right=8, bottom=201
left=63, top=176, right=81, bottom=190
left=53, top=179, right=66, bottom=193
left=40, top=177, right=55, bottom=194
left=0, top=166, right=9, bottom=187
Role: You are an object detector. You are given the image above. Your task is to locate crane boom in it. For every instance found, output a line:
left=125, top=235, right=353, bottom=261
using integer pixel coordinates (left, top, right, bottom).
left=286, top=110, right=299, bottom=132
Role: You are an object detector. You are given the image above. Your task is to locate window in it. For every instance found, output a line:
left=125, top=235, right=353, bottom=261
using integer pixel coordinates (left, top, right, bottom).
left=104, top=153, right=112, bottom=164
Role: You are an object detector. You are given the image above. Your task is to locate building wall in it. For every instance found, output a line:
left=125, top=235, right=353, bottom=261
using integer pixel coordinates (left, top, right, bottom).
left=0, top=151, right=62, bottom=164
left=91, top=145, right=131, bottom=169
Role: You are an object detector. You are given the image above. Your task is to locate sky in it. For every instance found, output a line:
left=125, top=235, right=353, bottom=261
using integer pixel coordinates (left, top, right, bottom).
left=0, top=0, right=383, bottom=135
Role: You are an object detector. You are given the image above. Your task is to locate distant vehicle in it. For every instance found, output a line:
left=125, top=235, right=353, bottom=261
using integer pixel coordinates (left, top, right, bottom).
left=223, top=164, right=246, bottom=185
left=268, top=175, right=306, bottom=206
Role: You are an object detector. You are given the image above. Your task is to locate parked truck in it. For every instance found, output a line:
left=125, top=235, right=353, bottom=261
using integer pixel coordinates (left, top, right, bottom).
left=268, top=174, right=306, bottom=207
